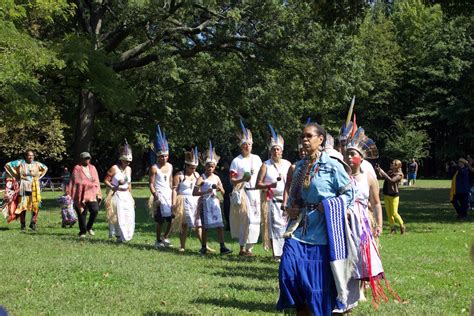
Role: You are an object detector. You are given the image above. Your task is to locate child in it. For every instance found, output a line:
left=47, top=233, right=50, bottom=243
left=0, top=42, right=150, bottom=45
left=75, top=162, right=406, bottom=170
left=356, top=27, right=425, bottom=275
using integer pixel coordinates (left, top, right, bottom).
left=193, top=142, right=232, bottom=255
left=57, top=194, right=77, bottom=228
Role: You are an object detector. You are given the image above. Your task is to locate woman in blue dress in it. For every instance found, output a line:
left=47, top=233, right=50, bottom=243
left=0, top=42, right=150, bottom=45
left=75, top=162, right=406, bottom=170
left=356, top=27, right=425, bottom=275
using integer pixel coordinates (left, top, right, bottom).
left=277, top=122, right=355, bottom=316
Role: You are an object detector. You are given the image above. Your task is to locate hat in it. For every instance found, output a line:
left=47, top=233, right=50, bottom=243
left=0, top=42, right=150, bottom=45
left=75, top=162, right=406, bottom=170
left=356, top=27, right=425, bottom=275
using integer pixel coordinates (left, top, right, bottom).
left=346, top=127, right=379, bottom=159
left=237, top=119, right=253, bottom=145
left=268, top=123, right=284, bottom=150
left=458, top=158, right=468, bottom=165
left=184, top=147, right=199, bottom=166
left=119, top=139, right=133, bottom=162
left=154, top=125, right=169, bottom=156
left=80, top=152, right=91, bottom=159
left=200, top=141, right=220, bottom=165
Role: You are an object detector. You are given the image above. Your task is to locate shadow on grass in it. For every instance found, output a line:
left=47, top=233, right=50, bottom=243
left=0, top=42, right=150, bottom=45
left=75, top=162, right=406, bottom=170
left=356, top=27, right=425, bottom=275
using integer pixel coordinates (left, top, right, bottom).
left=210, top=265, right=278, bottom=281
left=219, top=281, right=277, bottom=292
left=196, top=297, right=275, bottom=313
left=389, top=188, right=472, bottom=225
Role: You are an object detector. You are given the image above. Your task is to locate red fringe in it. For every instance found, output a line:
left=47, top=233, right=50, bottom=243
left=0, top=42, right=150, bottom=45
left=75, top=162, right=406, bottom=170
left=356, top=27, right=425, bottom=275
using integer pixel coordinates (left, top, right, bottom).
left=362, top=236, right=401, bottom=310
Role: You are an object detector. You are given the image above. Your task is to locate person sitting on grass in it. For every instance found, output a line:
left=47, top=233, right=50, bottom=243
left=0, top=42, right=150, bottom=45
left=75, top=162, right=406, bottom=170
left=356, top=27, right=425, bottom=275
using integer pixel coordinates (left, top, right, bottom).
left=192, top=142, right=232, bottom=256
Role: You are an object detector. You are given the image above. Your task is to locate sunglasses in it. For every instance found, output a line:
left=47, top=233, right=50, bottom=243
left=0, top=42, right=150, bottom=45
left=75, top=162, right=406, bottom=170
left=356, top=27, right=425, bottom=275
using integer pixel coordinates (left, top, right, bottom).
left=299, top=133, right=319, bottom=140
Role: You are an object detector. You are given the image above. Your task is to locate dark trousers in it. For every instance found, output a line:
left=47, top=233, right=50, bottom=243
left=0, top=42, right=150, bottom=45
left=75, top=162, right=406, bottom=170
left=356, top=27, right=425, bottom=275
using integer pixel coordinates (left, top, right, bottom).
left=452, top=193, right=469, bottom=218
left=76, top=202, right=99, bottom=234
left=20, top=211, right=38, bottom=226
left=223, top=194, right=230, bottom=231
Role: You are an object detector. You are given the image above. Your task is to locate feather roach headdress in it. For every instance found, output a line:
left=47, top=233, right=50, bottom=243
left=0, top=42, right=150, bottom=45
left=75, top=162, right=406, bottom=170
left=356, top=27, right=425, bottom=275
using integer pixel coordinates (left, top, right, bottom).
left=268, top=123, right=284, bottom=150
left=119, top=139, right=133, bottom=162
left=154, top=125, right=169, bottom=156
left=237, top=119, right=253, bottom=145
left=184, top=146, right=199, bottom=166
left=200, top=141, right=220, bottom=165
left=338, top=96, right=357, bottom=146
left=346, top=127, right=379, bottom=159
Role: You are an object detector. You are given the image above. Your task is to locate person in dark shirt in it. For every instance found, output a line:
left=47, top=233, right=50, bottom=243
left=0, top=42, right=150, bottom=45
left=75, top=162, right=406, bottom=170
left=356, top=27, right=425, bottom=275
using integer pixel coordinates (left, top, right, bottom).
left=407, top=158, right=418, bottom=186
left=449, top=158, right=470, bottom=220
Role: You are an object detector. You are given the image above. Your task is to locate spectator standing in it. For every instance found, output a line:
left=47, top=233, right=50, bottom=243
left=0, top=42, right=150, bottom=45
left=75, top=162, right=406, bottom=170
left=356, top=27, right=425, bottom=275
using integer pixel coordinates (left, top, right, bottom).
left=67, top=152, right=102, bottom=238
left=449, top=158, right=470, bottom=220
left=407, top=158, right=418, bottom=186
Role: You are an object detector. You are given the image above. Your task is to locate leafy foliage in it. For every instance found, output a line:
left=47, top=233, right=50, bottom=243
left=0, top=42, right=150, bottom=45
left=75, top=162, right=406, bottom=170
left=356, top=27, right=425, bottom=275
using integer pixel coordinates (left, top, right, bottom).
left=384, top=119, right=431, bottom=162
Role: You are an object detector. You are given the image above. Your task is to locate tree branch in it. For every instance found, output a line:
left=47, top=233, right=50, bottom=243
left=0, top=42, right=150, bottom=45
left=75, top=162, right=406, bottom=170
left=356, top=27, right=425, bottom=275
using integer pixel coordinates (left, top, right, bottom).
left=119, top=40, right=152, bottom=62
left=112, top=54, right=159, bottom=72
left=75, top=0, right=92, bottom=35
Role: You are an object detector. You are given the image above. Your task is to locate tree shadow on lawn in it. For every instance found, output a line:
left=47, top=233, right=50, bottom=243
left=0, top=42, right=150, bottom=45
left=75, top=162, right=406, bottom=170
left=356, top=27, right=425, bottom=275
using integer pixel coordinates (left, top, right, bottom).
left=219, top=281, right=277, bottom=293
left=195, top=297, right=276, bottom=313
left=392, top=188, right=470, bottom=225
left=209, top=265, right=278, bottom=281
left=37, top=230, right=281, bottom=265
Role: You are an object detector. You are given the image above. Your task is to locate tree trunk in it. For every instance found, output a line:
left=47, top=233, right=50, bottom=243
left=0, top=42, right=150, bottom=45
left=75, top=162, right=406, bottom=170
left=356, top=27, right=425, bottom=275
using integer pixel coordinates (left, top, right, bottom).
left=73, top=89, right=99, bottom=162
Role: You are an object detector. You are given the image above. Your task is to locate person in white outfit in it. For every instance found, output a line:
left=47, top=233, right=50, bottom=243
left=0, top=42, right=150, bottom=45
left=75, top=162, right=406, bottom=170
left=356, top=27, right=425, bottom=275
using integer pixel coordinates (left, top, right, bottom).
left=149, top=125, right=174, bottom=248
left=256, top=124, right=291, bottom=259
left=193, top=142, right=232, bottom=255
left=104, top=140, right=135, bottom=243
left=229, top=120, right=262, bottom=257
left=172, top=147, right=214, bottom=253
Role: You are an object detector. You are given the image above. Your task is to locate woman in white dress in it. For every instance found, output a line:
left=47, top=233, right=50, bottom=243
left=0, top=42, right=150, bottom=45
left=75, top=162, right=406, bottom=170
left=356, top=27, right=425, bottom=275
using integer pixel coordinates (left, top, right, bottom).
left=256, top=124, right=291, bottom=259
left=104, top=141, right=135, bottom=242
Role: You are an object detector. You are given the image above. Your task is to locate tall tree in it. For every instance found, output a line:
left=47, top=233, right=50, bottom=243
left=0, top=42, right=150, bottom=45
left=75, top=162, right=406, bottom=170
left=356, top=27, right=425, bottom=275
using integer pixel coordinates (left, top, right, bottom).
left=56, top=1, right=292, bottom=161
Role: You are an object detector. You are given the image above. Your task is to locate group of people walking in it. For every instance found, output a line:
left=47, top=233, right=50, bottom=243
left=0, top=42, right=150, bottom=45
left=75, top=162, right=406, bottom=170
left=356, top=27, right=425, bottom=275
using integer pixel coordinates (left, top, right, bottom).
left=2, top=112, right=410, bottom=314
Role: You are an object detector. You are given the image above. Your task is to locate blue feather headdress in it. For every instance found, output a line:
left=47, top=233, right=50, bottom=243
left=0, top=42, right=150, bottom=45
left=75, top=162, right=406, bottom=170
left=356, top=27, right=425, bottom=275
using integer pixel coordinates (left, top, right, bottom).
left=154, top=125, right=169, bottom=156
left=200, top=141, right=220, bottom=165
left=268, top=123, right=284, bottom=150
left=237, top=119, right=253, bottom=145
left=184, top=146, right=199, bottom=166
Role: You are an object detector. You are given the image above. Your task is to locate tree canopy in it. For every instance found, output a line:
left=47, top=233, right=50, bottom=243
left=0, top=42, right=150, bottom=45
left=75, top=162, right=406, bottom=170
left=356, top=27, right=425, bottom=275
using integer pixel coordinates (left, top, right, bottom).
left=0, top=0, right=472, bottom=177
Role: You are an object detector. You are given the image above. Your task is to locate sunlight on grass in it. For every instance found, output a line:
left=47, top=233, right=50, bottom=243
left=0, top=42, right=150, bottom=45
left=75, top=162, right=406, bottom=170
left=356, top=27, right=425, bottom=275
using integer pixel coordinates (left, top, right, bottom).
left=0, top=179, right=472, bottom=315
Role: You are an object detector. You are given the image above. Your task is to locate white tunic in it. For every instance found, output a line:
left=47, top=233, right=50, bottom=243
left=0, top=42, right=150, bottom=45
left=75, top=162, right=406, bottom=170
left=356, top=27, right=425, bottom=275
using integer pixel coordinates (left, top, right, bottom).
left=230, top=154, right=262, bottom=244
left=111, top=167, right=135, bottom=242
left=177, top=173, right=200, bottom=227
left=263, top=159, right=291, bottom=257
left=200, top=174, right=224, bottom=229
left=153, top=163, right=173, bottom=217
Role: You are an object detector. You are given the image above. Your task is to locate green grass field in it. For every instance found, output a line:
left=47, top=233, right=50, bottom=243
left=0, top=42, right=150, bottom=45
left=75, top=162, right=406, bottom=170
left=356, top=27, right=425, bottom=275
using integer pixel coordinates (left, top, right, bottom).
left=0, top=180, right=473, bottom=315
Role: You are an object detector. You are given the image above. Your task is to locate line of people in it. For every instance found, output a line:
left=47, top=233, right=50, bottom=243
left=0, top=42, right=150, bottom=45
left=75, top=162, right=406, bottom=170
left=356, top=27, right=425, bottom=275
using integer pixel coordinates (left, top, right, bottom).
left=1, top=115, right=405, bottom=315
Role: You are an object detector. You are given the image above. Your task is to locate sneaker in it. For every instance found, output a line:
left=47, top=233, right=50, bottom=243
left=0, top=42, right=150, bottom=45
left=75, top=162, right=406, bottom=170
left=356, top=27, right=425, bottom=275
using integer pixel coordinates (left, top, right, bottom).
left=179, top=247, right=185, bottom=253
left=154, top=240, right=165, bottom=249
left=220, top=247, right=232, bottom=255
left=78, top=233, right=86, bottom=239
left=390, top=227, right=396, bottom=234
left=162, top=238, right=172, bottom=248
left=21, top=224, right=26, bottom=233
left=199, top=247, right=207, bottom=256
left=87, top=229, right=95, bottom=236
left=29, top=222, right=36, bottom=232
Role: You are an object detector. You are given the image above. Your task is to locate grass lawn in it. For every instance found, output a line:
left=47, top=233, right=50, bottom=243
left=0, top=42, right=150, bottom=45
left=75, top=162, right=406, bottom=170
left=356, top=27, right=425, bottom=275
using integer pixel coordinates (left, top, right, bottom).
left=0, top=179, right=472, bottom=315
